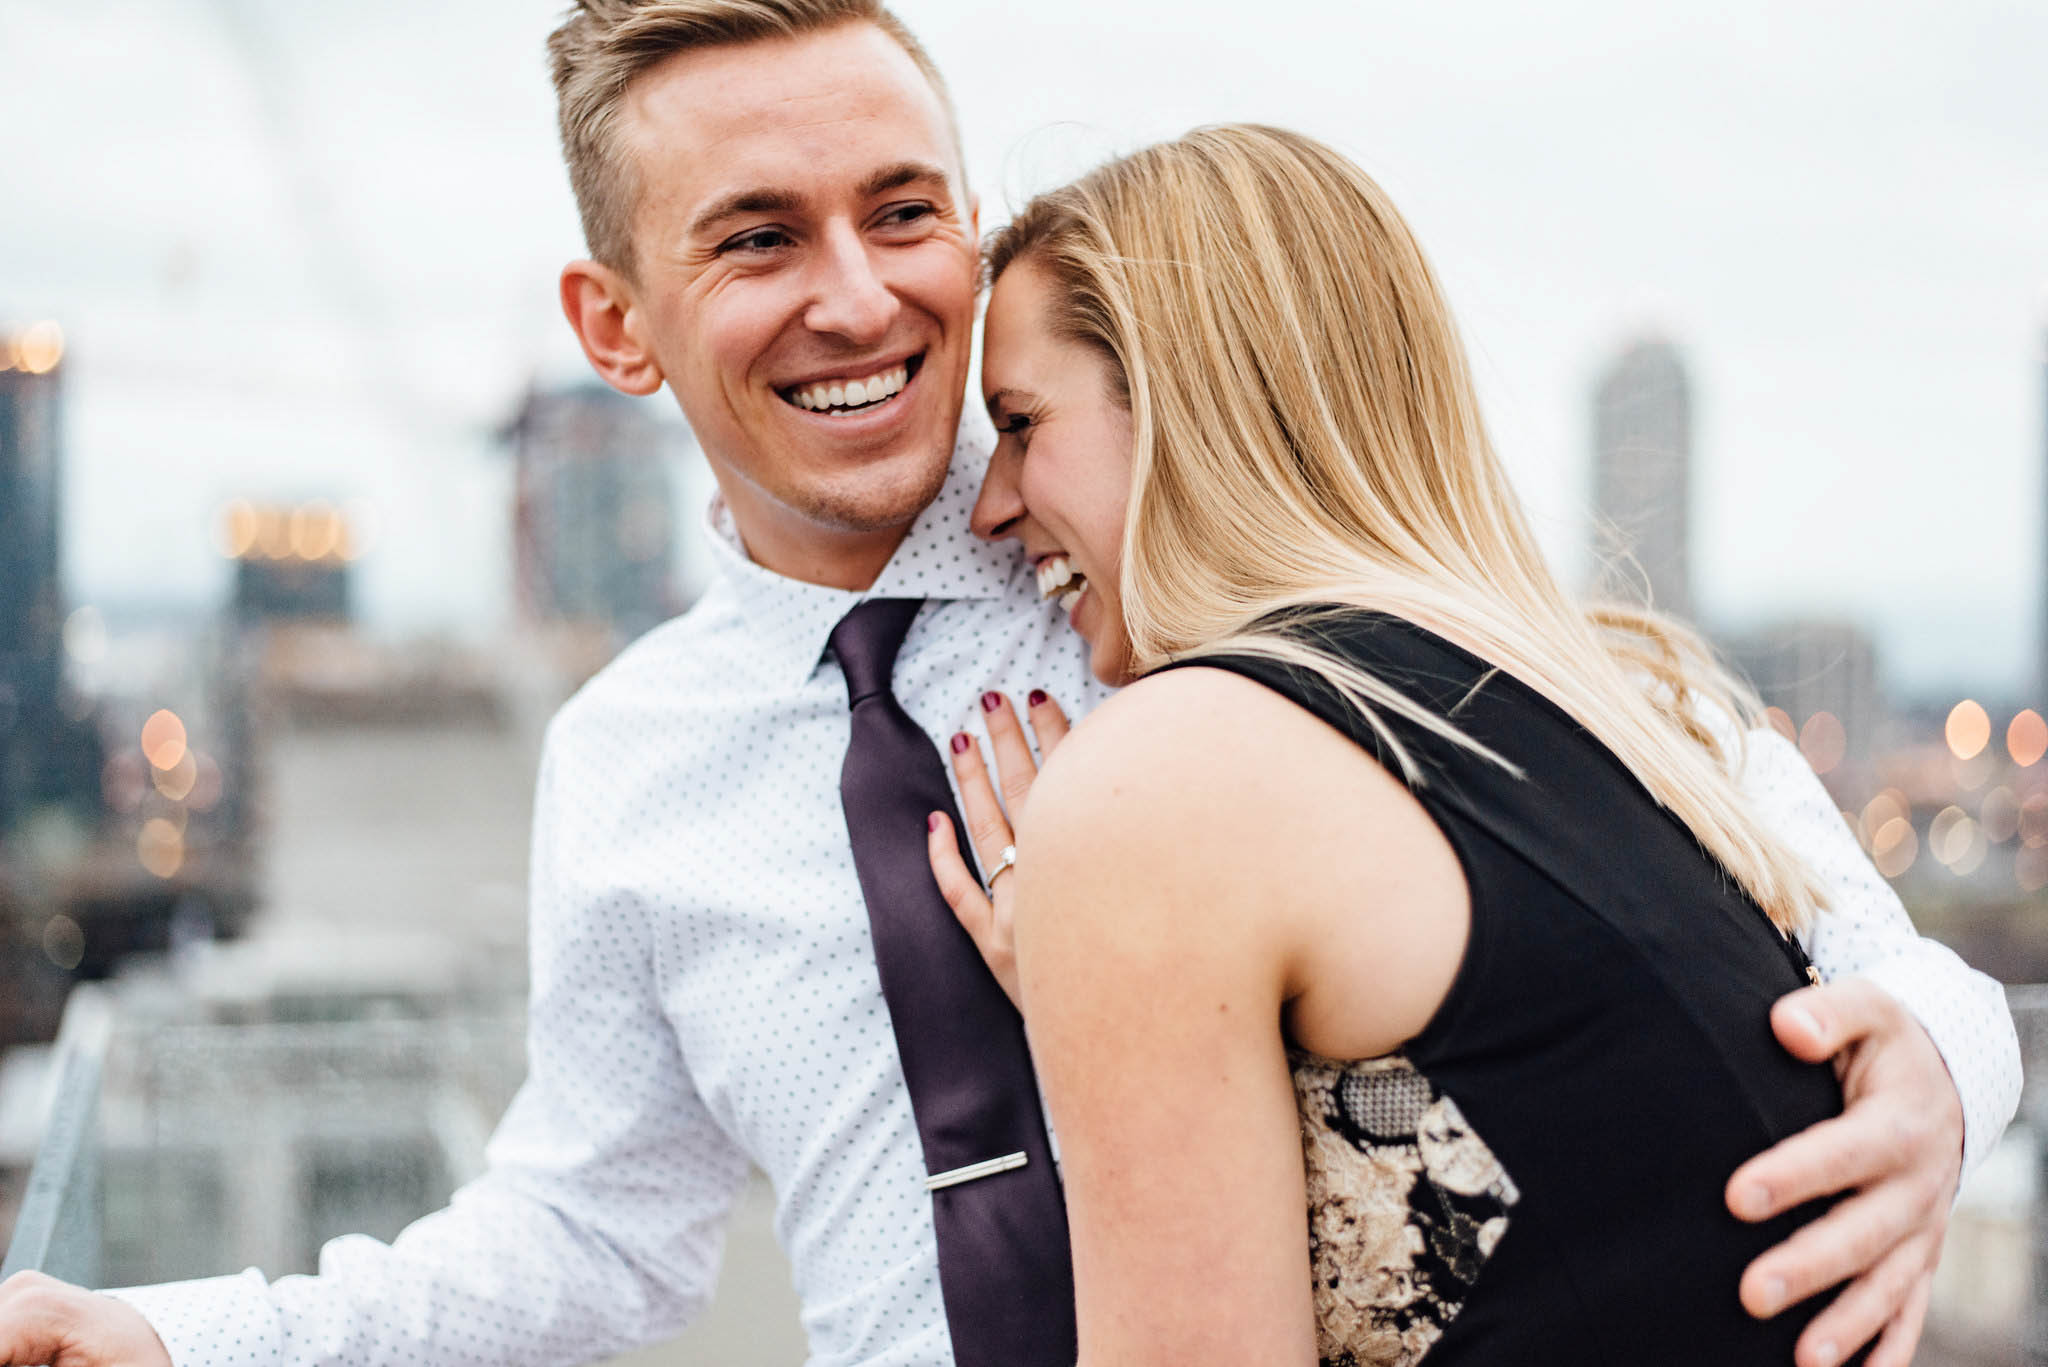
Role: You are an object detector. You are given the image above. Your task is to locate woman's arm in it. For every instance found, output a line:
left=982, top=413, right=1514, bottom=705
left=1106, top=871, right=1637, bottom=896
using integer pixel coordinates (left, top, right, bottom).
left=1001, top=669, right=1463, bottom=1366
left=1011, top=680, right=1313, bottom=1366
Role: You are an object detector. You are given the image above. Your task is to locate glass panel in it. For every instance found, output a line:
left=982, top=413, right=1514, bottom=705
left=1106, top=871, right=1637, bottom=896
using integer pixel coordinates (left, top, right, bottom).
left=0, top=988, right=111, bottom=1285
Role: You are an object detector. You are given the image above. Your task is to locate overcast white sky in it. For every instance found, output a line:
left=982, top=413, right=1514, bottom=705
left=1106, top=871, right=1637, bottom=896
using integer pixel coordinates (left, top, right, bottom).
left=2, top=0, right=2043, bottom=699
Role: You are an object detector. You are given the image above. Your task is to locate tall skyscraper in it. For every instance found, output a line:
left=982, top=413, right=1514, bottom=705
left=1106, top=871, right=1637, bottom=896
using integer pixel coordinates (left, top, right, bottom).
left=2038, top=328, right=2048, bottom=707
left=0, top=323, right=70, bottom=839
left=502, top=384, right=686, bottom=644
left=1591, top=336, right=1693, bottom=621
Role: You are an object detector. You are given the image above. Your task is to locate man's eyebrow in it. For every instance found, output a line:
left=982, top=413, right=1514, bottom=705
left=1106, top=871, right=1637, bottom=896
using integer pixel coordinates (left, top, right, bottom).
left=689, top=187, right=803, bottom=238
left=685, top=164, right=949, bottom=239
left=860, top=161, right=952, bottom=200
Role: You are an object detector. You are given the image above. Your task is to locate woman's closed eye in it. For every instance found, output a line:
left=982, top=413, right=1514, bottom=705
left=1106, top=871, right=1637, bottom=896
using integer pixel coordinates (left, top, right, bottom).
left=995, top=411, right=1035, bottom=447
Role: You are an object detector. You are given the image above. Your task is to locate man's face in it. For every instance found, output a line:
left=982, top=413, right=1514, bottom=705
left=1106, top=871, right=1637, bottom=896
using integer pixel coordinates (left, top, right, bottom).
left=614, top=22, right=978, bottom=573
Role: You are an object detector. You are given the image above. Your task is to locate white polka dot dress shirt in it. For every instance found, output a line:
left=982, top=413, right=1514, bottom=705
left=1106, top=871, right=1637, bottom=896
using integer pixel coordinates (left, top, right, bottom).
left=110, top=415, right=2020, bottom=1367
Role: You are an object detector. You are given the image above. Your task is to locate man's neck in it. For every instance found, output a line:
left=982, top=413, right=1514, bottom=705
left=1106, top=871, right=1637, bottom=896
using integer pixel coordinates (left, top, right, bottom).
left=721, top=495, right=913, bottom=593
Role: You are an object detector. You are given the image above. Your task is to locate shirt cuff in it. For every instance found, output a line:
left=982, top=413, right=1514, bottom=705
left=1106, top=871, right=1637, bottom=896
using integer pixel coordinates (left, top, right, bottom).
left=105, top=1270, right=282, bottom=1367
left=1852, top=948, right=2023, bottom=1181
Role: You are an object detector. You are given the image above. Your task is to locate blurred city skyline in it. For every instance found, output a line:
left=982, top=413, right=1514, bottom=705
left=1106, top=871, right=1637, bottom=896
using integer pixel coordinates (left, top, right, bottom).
left=2, top=0, right=2045, bottom=699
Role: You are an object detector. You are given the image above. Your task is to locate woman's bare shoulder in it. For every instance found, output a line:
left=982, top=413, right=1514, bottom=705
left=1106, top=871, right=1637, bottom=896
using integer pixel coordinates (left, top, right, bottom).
left=1020, top=666, right=1407, bottom=935
left=1043, top=663, right=1307, bottom=775
left=1020, top=663, right=1468, bottom=1057
left=1028, top=667, right=1331, bottom=841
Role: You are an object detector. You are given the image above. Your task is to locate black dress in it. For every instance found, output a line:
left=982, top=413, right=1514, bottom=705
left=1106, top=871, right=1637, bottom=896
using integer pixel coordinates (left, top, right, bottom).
left=1158, top=610, right=1848, bottom=1367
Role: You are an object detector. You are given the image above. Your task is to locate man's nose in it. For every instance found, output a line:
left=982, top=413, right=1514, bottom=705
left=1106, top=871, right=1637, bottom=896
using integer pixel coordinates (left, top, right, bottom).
left=803, top=224, right=899, bottom=344
left=970, top=447, right=1027, bottom=542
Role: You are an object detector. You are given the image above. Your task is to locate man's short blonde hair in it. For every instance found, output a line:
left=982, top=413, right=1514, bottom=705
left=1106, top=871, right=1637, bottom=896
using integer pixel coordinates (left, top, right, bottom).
left=548, top=0, right=959, bottom=277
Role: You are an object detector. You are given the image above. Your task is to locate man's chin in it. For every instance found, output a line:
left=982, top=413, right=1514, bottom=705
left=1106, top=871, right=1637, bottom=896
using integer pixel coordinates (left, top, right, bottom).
left=797, top=452, right=954, bottom=538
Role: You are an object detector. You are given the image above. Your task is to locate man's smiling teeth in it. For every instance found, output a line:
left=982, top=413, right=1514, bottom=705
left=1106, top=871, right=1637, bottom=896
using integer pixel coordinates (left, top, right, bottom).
left=1036, top=555, right=1088, bottom=614
left=788, top=365, right=909, bottom=413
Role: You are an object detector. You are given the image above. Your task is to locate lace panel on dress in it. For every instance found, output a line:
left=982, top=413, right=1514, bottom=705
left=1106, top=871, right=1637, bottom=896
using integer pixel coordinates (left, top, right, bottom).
left=1292, top=1053, right=1520, bottom=1367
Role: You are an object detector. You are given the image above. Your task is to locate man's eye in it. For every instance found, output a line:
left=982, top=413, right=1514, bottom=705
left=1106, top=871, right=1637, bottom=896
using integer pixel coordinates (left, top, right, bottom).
left=721, top=227, right=791, bottom=254
left=879, top=203, right=936, bottom=229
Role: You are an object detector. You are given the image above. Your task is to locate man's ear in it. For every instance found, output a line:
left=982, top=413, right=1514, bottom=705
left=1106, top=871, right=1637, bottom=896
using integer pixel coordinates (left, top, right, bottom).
left=560, top=260, right=666, bottom=397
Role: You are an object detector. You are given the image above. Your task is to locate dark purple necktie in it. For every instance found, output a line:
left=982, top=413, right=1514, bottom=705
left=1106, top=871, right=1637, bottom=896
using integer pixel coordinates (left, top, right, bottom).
left=829, top=597, right=1077, bottom=1367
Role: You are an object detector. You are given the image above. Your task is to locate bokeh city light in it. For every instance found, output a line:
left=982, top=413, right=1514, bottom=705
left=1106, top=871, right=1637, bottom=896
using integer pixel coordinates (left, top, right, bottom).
left=137, top=817, right=186, bottom=879
left=219, top=501, right=357, bottom=565
left=2009, top=709, right=2048, bottom=767
left=2, top=321, right=65, bottom=375
left=152, top=752, right=200, bottom=802
left=40, top=916, right=86, bottom=972
left=1946, top=700, right=1992, bottom=760
left=62, top=606, right=108, bottom=667
left=140, top=710, right=189, bottom=771
left=1983, top=786, right=2021, bottom=844
left=1870, top=816, right=1918, bottom=879
left=1860, top=789, right=1911, bottom=848
left=1798, top=711, right=1846, bottom=775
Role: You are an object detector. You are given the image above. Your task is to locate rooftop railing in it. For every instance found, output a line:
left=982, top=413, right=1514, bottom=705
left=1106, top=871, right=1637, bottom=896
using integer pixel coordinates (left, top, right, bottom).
left=0, top=992, right=523, bottom=1289
left=2012, top=984, right=2048, bottom=1115
left=2, top=986, right=2043, bottom=1356
left=0, top=986, right=111, bottom=1286
left=2013, top=985, right=2048, bottom=1366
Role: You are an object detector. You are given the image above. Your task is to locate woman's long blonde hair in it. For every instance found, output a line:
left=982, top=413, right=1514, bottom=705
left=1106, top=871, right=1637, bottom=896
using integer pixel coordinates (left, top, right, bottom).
left=986, top=124, right=1827, bottom=932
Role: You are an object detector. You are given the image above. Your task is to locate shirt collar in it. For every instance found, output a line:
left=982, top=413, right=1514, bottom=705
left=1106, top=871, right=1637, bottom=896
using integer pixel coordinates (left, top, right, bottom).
left=703, top=407, right=1024, bottom=690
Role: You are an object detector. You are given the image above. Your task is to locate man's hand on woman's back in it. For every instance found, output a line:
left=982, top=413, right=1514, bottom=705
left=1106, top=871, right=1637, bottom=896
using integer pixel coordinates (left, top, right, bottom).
left=0, top=1271, right=172, bottom=1367
left=1728, top=976, right=1964, bottom=1367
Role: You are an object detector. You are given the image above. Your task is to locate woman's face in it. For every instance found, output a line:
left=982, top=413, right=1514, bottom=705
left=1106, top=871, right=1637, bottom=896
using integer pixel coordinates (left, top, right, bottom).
left=972, top=259, right=1137, bottom=684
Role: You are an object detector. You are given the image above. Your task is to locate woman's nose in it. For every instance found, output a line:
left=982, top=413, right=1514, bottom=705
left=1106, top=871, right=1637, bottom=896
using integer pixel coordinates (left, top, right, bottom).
left=970, top=447, right=1027, bottom=542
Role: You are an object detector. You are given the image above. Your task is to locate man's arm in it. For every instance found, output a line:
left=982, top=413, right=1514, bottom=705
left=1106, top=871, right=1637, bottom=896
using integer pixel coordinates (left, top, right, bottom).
left=1, top=725, right=752, bottom=1367
left=1725, top=726, right=2021, bottom=1367
left=1742, top=727, right=2020, bottom=1173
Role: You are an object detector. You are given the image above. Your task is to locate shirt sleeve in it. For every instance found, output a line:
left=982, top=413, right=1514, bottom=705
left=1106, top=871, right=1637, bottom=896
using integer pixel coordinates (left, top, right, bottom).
left=106, top=723, right=753, bottom=1367
left=1734, top=726, right=2022, bottom=1178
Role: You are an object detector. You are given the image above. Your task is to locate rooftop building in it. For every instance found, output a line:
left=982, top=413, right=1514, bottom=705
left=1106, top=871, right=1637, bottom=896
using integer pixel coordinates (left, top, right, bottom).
left=1591, top=336, right=1694, bottom=622
left=502, top=385, right=688, bottom=646
left=0, top=323, right=71, bottom=840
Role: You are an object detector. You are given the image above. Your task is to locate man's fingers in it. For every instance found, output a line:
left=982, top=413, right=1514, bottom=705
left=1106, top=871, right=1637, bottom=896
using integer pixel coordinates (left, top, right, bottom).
left=977, top=692, right=1041, bottom=814
left=0, top=1270, right=176, bottom=1367
left=1770, top=977, right=1900, bottom=1065
left=947, top=731, right=1015, bottom=874
left=1739, top=1180, right=1925, bottom=1318
left=1026, top=689, right=1071, bottom=758
left=1728, top=1100, right=1929, bottom=1223
left=1785, top=1237, right=1936, bottom=1367
left=1862, top=1270, right=1932, bottom=1367
left=0, top=1271, right=59, bottom=1366
left=0, top=1271, right=65, bottom=1363
left=1742, top=974, right=1958, bottom=1363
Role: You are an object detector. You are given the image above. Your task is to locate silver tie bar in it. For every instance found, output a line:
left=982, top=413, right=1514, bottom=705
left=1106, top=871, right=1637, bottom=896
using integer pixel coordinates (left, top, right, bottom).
left=923, top=1151, right=1029, bottom=1192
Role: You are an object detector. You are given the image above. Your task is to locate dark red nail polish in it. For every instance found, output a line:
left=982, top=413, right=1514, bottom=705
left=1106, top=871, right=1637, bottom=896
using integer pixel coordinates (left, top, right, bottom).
left=928, top=813, right=941, bottom=832
left=1028, top=689, right=1048, bottom=708
left=981, top=691, right=1002, bottom=712
left=951, top=733, right=972, bottom=754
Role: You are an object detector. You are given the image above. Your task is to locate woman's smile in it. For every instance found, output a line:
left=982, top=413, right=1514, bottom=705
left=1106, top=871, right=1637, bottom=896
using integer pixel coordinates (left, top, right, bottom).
left=972, top=257, right=1137, bottom=683
left=1034, top=553, right=1089, bottom=616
